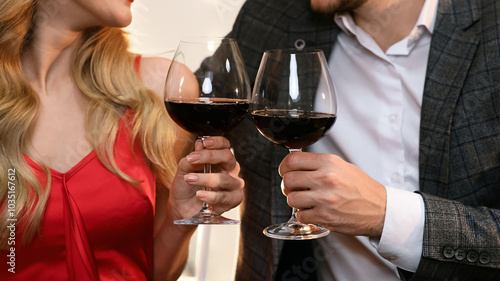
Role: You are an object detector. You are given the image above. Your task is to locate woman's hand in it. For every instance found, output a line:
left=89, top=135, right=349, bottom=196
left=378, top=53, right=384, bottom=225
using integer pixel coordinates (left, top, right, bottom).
left=168, top=136, right=244, bottom=221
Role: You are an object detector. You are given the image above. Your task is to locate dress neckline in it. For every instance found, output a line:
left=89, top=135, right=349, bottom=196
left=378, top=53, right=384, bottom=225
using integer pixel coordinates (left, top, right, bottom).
left=23, top=151, right=97, bottom=180
left=23, top=108, right=134, bottom=179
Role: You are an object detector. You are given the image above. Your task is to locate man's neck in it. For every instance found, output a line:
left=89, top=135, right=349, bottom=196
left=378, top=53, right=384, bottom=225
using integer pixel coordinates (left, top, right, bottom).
left=352, top=0, right=426, bottom=52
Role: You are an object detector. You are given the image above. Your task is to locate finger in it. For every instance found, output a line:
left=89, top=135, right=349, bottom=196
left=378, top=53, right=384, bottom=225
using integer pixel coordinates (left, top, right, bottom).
left=196, top=189, right=243, bottom=215
left=184, top=172, right=243, bottom=191
left=281, top=171, right=315, bottom=195
left=286, top=189, right=316, bottom=210
left=176, top=156, right=195, bottom=175
left=279, top=152, right=336, bottom=175
left=194, top=138, right=204, bottom=151
left=200, top=136, right=231, bottom=150
left=295, top=208, right=325, bottom=226
left=176, top=154, right=205, bottom=175
left=185, top=149, right=237, bottom=172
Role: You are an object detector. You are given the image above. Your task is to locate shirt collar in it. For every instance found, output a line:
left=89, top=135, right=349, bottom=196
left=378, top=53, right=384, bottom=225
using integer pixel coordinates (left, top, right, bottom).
left=334, top=0, right=439, bottom=54
left=407, top=0, right=439, bottom=46
left=334, top=0, right=438, bottom=38
left=417, top=0, right=439, bottom=34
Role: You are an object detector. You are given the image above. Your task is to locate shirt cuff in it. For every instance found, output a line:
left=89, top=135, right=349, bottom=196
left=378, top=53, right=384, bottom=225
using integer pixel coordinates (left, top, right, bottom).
left=370, top=186, right=425, bottom=272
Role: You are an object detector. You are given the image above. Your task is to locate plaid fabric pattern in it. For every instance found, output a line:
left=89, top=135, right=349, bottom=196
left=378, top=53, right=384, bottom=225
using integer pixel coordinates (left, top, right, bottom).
left=416, top=0, right=500, bottom=280
left=227, top=0, right=500, bottom=280
left=227, top=1, right=338, bottom=280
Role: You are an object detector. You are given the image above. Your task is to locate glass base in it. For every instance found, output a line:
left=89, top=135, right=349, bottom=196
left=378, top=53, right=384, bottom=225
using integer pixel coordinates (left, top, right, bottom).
left=174, top=212, right=240, bottom=225
left=264, top=222, right=330, bottom=240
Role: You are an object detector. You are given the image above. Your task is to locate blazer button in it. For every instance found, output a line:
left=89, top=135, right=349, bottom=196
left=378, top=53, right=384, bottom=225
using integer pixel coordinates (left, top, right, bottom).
left=479, top=252, right=491, bottom=264
left=443, top=246, right=455, bottom=258
left=294, top=39, right=306, bottom=50
left=467, top=250, right=479, bottom=263
left=455, top=248, right=466, bottom=261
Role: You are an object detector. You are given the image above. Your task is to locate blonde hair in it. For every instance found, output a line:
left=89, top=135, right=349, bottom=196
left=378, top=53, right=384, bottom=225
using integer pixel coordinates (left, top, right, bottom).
left=0, top=1, right=177, bottom=250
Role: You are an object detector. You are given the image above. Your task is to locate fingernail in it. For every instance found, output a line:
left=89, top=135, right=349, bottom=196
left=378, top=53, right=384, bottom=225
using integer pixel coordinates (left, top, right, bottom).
left=202, top=139, right=214, bottom=147
left=185, top=174, right=199, bottom=182
left=186, top=153, right=201, bottom=162
left=196, top=191, right=207, bottom=199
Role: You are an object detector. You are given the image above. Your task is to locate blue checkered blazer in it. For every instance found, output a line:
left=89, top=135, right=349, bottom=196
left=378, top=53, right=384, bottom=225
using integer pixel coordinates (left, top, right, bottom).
left=226, top=0, right=500, bottom=280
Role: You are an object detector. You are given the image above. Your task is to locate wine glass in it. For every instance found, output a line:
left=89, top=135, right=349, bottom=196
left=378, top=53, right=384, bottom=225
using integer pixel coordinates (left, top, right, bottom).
left=251, top=49, right=337, bottom=239
left=164, top=37, right=251, bottom=225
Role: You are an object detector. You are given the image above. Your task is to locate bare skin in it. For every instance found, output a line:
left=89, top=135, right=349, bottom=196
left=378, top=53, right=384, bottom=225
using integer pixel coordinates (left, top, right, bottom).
left=22, top=1, right=243, bottom=280
left=310, top=0, right=425, bottom=52
left=353, top=0, right=426, bottom=52
left=24, top=0, right=133, bottom=172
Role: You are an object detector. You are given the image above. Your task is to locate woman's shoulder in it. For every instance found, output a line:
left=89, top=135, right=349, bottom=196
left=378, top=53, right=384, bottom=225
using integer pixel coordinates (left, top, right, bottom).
left=135, top=55, right=172, bottom=100
left=138, top=56, right=172, bottom=73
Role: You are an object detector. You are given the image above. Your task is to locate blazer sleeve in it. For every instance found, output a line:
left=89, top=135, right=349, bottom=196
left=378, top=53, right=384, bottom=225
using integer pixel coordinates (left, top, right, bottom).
left=412, top=0, right=500, bottom=279
left=410, top=193, right=500, bottom=280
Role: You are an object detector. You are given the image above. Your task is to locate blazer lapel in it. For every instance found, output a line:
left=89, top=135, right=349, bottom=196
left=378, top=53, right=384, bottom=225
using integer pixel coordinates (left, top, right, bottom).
left=419, top=0, right=481, bottom=195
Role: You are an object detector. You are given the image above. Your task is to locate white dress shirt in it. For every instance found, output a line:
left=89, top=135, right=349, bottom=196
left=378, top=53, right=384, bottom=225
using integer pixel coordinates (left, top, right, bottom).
left=310, top=0, right=439, bottom=280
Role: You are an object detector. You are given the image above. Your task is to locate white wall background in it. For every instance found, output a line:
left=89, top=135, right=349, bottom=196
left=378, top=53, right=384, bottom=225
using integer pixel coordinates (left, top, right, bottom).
left=125, top=1, right=246, bottom=281
left=126, top=0, right=245, bottom=57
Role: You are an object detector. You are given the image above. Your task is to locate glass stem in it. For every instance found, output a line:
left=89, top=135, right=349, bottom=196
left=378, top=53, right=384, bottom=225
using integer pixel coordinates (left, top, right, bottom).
left=200, top=137, right=213, bottom=216
left=289, top=208, right=300, bottom=223
left=288, top=148, right=302, bottom=223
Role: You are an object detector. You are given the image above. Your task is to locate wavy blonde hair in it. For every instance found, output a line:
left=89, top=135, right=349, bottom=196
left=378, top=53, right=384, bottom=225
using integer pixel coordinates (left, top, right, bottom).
left=0, top=0, right=177, bottom=250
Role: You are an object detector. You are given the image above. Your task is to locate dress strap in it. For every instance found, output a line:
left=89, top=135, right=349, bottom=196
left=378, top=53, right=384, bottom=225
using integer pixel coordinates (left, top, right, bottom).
left=134, top=54, right=142, bottom=78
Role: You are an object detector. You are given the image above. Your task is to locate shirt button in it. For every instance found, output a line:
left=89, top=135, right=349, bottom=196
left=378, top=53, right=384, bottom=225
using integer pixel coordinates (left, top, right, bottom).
left=479, top=252, right=491, bottom=264
left=455, top=248, right=466, bottom=261
left=443, top=246, right=455, bottom=258
left=467, top=250, right=479, bottom=263
left=388, top=114, right=397, bottom=123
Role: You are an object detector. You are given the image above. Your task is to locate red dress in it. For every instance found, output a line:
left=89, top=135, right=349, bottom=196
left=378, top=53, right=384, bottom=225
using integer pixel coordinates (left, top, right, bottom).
left=0, top=56, right=157, bottom=280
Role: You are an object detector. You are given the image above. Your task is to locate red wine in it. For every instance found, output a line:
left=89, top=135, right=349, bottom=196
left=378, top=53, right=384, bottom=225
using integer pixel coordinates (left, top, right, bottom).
left=251, top=109, right=336, bottom=149
left=165, top=98, right=249, bottom=136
